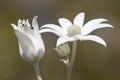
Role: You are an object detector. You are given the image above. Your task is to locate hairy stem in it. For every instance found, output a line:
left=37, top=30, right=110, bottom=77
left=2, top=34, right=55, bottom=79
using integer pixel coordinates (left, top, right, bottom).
left=33, top=62, right=43, bottom=80
left=66, top=41, right=77, bottom=80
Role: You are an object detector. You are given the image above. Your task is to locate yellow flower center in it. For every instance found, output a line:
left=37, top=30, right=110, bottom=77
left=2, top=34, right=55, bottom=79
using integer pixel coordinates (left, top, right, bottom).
left=67, top=25, right=81, bottom=36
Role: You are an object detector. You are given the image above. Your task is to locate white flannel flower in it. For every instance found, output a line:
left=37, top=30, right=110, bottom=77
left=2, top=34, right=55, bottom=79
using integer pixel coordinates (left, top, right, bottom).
left=11, top=16, right=45, bottom=63
left=39, top=12, right=113, bottom=47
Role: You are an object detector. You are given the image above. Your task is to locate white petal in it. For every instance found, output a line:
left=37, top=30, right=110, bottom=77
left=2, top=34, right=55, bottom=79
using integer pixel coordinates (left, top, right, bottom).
left=26, top=19, right=31, bottom=28
left=22, top=20, right=26, bottom=24
left=23, top=25, right=34, bottom=35
left=32, top=16, right=39, bottom=32
left=57, top=36, right=75, bottom=46
left=15, top=30, right=45, bottom=62
left=18, top=19, right=22, bottom=23
left=15, top=30, right=35, bottom=58
left=18, top=19, right=23, bottom=30
left=73, top=12, right=85, bottom=28
left=41, top=24, right=62, bottom=31
left=82, top=23, right=113, bottom=35
left=58, top=18, right=72, bottom=30
left=18, top=19, right=22, bottom=26
left=82, top=18, right=110, bottom=35
left=82, top=35, right=107, bottom=47
left=38, top=29, right=64, bottom=36
left=11, top=24, right=19, bottom=30
left=40, top=24, right=67, bottom=35
left=18, top=42, right=23, bottom=57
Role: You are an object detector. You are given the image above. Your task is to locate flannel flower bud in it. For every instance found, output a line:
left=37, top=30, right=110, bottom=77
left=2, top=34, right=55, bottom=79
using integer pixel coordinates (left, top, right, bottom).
left=11, top=16, right=45, bottom=63
left=54, top=43, right=70, bottom=57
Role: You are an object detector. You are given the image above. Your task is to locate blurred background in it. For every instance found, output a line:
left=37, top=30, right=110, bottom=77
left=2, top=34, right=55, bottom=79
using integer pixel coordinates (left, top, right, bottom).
left=0, top=0, right=120, bottom=80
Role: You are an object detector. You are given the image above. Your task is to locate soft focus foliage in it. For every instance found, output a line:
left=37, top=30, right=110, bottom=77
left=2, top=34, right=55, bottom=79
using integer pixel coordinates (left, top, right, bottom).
left=0, top=0, right=120, bottom=80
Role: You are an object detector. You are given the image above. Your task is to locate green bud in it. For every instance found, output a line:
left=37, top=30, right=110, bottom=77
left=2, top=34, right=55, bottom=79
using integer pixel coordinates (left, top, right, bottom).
left=54, top=43, right=70, bottom=57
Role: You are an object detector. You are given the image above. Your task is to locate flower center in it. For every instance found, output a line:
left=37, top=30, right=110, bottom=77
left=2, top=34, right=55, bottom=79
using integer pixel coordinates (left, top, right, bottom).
left=67, top=25, right=81, bottom=36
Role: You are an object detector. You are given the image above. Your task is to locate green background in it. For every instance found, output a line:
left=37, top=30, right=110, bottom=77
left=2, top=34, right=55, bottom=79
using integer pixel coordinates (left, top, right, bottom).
left=0, top=0, right=119, bottom=80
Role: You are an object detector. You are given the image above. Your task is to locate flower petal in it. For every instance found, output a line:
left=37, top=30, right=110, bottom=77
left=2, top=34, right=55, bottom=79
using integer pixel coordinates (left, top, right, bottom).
left=14, top=30, right=35, bottom=58
left=26, top=19, right=31, bottom=28
left=58, top=18, right=72, bottom=30
left=23, top=25, right=34, bottom=35
left=81, top=18, right=111, bottom=35
left=15, top=30, right=45, bottom=62
left=57, top=36, right=75, bottom=46
left=32, top=16, right=39, bottom=32
left=11, top=24, right=19, bottom=30
left=40, top=24, right=67, bottom=35
left=18, top=42, right=23, bottom=57
left=82, top=35, right=107, bottom=47
left=73, top=12, right=85, bottom=28
left=18, top=19, right=24, bottom=30
left=38, top=29, right=64, bottom=36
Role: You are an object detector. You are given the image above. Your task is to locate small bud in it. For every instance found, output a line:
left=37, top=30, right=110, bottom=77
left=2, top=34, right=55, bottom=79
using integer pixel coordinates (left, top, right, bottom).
left=54, top=43, right=70, bottom=57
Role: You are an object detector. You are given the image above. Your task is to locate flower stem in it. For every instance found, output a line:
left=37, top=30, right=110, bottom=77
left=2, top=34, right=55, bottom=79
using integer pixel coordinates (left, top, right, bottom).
left=33, top=62, right=43, bottom=80
left=66, top=41, right=77, bottom=80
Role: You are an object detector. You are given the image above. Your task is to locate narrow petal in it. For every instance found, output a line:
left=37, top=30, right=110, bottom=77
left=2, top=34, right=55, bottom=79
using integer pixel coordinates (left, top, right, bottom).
left=82, top=18, right=110, bottom=35
left=58, top=18, right=72, bottom=30
left=18, top=19, right=22, bottom=27
left=57, top=36, right=75, bottom=46
left=40, top=24, right=67, bottom=35
left=32, top=16, right=39, bottom=32
left=18, top=42, right=23, bottom=57
left=82, top=35, right=107, bottom=47
left=18, top=19, right=23, bottom=30
left=22, top=20, right=26, bottom=24
left=73, top=12, right=85, bottom=28
left=82, top=23, right=113, bottom=35
left=11, top=24, right=19, bottom=30
left=26, top=19, right=31, bottom=28
left=38, top=29, right=64, bottom=36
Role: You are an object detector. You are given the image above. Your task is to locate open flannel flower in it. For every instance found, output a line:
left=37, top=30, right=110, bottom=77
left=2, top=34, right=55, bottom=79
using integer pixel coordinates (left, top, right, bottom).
left=39, top=12, right=113, bottom=47
left=11, top=16, right=45, bottom=63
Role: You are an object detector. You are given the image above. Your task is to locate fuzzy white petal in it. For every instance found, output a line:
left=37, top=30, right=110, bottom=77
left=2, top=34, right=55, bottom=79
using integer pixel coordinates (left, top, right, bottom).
left=18, top=19, right=23, bottom=30
left=18, top=42, right=23, bottom=57
left=15, top=30, right=45, bottom=62
left=58, top=18, right=72, bottom=30
left=82, top=35, right=107, bottom=47
left=82, top=23, right=113, bottom=35
left=81, top=18, right=109, bottom=35
left=32, top=16, right=39, bottom=32
left=26, top=19, right=31, bottom=28
left=15, top=30, right=36, bottom=61
left=11, top=24, right=19, bottom=30
left=57, top=36, right=75, bottom=46
left=22, top=20, right=26, bottom=24
left=40, top=24, right=67, bottom=35
left=73, top=12, right=85, bottom=28
left=38, top=29, right=64, bottom=36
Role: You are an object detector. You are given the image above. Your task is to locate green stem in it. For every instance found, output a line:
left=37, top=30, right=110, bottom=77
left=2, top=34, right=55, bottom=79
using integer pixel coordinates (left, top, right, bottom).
left=66, top=41, right=77, bottom=80
left=33, top=62, right=43, bottom=80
